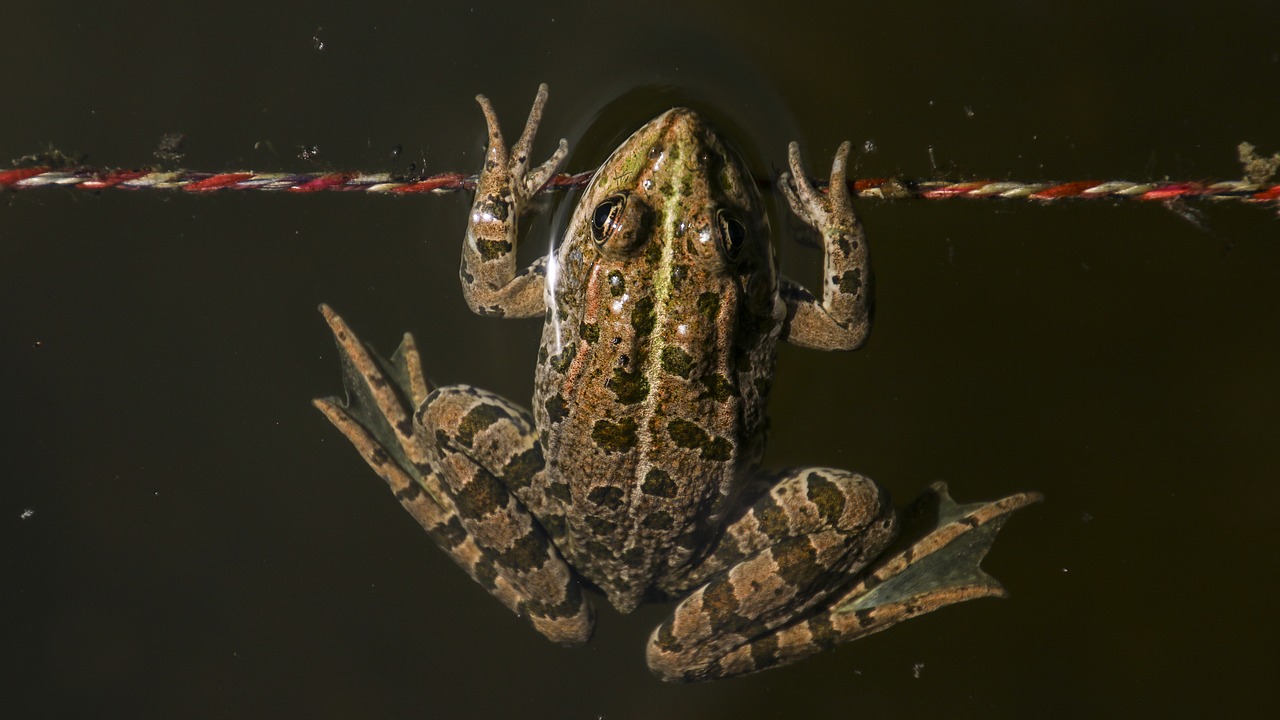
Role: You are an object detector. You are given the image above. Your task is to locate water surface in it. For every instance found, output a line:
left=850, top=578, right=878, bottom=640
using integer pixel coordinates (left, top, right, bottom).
left=4, top=3, right=1278, bottom=718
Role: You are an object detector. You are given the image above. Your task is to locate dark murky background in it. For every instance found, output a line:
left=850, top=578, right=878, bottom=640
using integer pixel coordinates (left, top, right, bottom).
left=4, top=3, right=1278, bottom=718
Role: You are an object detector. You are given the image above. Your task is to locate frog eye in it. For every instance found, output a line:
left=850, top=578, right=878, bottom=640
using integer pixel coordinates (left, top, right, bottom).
left=591, top=193, right=628, bottom=245
left=716, top=209, right=747, bottom=259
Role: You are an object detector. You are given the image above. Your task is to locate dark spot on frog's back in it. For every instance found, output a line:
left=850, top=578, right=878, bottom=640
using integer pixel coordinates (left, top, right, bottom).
left=642, top=511, right=674, bottom=531
left=548, top=481, right=571, bottom=502
left=592, top=417, right=638, bottom=452
left=667, top=418, right=709, bottom=449
left=584, top=539, right=612, bottom=561
left=670, top=263, right=689, bottom=288
left=675, top=530, right=702, bottom=553
left=667, top=418, right=733, bottom=461
left=661, top=346, right=693, bottom=379
left=543, top=513, right=567, bottom=538
left=643, top=239, right=663, bottom=264
left=544, top=393, right=568, bottom=424
left=699, top=373, right=737, bottom=402
left=697, top=291, right=720, bottom=322
left=641, top=468, right=678, bottom=498
left=608, top=367, right=651, bottom=404
left=585, top=515, right=618, bottom=537
left=623, top=546, right=647, bottom=568
left=579, top=322, right=600, bottom=344
left=586, top=485, right=625, bottom=509
left=631, top=296, right=656, bottom=336
left=548, top=352, right=572, bottom=374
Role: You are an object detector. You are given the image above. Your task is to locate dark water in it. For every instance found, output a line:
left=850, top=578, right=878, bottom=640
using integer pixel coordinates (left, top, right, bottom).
left=4, top=3, right=1278, bottom=718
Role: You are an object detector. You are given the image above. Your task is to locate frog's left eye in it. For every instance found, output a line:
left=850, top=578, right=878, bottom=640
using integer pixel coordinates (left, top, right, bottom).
left=716, top=209, right=748, bottom=259
left=591, top=194, right=628, bottom=245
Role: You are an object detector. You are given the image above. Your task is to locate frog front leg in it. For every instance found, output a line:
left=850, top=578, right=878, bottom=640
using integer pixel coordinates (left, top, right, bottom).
left=313, top=306, right=593, bottom=645
left=461, top=83, right=567, bottom=318
left=646, top=470, right=1040, bottom=682
left=778, top=140, right=872, bottom=351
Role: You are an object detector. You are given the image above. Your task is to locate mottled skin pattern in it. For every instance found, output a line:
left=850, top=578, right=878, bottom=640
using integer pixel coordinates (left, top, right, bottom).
left=315, top=85, right=1041, bottom=682
left=532, top=105, right=785, bottom=612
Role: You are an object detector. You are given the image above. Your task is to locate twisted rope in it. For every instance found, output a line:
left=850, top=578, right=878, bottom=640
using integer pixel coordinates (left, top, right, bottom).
left=3, top=166, right=1279, bottom=204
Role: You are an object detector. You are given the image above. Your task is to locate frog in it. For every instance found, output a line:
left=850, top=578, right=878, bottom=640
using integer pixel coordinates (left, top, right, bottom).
left=313, top=84, right=1041, bottom=682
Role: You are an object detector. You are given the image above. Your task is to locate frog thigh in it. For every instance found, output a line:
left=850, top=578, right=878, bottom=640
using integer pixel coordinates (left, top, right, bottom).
left=647, top=468, right=897, bottom=682
left=417, top=385, right=594, bottom=645
left=314, top=305, right=592, bottom=646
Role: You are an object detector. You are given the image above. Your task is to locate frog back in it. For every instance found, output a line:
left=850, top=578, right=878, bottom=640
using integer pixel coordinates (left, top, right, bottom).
left=532, top=109, right=784, bottom=610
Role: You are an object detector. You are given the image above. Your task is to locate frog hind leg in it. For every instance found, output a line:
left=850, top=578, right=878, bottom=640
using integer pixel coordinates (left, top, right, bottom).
left=647, top=468, right=899, bottom=681
left=647, top=477, right=1041, bottom=682
left=312, top=305, right=593, bottom=646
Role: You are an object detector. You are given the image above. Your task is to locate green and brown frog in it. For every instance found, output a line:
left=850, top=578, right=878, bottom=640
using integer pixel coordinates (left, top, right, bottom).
left=314, top=84, right=1040, bottom=682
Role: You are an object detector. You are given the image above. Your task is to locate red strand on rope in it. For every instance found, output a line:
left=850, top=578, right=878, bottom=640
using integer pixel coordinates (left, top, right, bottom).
left=1255, top=184, right=1280, bottom=201
left=289, top=173, right=354, bottom=193
left=0, top=168, right=45, bottom=186
left=80, top=169, right=151, bottom=189
left=185, top=173, right=256, bottom=192
left=1028, top=181, right=1102, bottom=200
left=921, top=182, right=990, bottom=199
left=392, top=173, right=470, bottom=194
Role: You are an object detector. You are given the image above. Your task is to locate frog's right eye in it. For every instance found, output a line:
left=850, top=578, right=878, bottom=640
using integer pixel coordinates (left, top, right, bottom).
left=716, top=209, right=748, bottom=260
left=591, top=194, right=628, bottom=245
